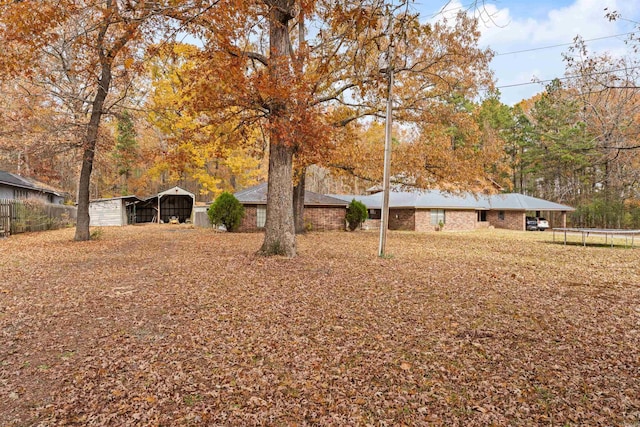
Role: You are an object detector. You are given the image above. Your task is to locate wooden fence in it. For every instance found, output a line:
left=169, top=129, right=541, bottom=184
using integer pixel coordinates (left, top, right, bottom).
left=0, top=199, right=77, bottom=237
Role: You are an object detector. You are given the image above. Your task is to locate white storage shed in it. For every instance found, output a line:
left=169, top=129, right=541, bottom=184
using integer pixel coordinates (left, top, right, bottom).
left=89, top=196, right=140, bottom=226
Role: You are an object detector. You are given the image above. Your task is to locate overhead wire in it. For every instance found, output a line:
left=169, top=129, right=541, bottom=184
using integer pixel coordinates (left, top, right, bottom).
left=414, top=2, right=638, bottom=94
left=495, top=32, right=636, bottom=56
left=492, top=31, right=638, bottom=90
left=495, top=65, right=640, bottom=89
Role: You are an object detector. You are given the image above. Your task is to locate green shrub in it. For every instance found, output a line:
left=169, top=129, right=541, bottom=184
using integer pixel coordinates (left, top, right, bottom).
left=208, top=192, right=245, bottom=232
left=90, top=227, right=104, bottom=240
left=346, top=199, right=368, bottom=231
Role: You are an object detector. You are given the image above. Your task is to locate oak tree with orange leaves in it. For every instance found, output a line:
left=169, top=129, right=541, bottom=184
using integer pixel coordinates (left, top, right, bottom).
left=166, top=0, right=497, bottom=256
left=2, top=0, right=499, bottom=255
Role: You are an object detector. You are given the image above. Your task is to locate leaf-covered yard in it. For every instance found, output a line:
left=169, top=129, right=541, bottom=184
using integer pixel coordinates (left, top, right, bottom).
left=1, top=226, right=639, bottom=426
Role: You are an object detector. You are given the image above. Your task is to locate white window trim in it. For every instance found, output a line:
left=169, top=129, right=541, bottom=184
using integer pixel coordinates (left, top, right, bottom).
left=256, top=205, right=266, bottom=228
left=430, top=209, right=445, bottom=225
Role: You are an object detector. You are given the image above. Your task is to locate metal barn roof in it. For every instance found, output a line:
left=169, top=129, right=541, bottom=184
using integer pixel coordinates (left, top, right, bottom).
left=158, top=186, right=195, bottom=198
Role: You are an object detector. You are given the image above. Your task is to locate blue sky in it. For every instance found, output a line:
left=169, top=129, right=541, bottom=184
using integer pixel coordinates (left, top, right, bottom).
left=415, top=0, right=640, bottom=105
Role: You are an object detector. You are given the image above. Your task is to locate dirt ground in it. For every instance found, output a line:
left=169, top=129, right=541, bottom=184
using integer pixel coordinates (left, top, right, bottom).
left=1, top=225, right=639, bottom=426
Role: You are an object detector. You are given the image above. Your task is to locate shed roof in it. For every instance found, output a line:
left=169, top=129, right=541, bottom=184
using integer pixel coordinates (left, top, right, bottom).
left=235, top=183, right=348, bottom=206
left=90, top=195, right=142, bottom=203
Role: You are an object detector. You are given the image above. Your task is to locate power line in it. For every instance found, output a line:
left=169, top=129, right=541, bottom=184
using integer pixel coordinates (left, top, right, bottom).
left=495, top=32, right=636, bottom=56
left=497, top=65, right=640, bottom=89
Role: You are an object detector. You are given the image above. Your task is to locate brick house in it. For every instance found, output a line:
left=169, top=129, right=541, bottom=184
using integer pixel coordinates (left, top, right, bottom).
left=234, top=183, right=348, bottom=232
left=332, top=191, right=574, bottom=232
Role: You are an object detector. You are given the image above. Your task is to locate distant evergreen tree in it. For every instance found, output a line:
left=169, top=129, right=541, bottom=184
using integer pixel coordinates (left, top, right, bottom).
left=113, top=111, right=138, bottom=195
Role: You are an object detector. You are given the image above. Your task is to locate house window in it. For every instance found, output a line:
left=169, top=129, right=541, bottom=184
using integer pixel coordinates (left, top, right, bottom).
left=368, top=209, right=381, bottom=220
left=477, top=210, right=487, bottom=222
left=498, top=210, right=505, bottom=220
left=430, top=209, right=445, bottom=225
left=256, top=206, right=266, bottom=228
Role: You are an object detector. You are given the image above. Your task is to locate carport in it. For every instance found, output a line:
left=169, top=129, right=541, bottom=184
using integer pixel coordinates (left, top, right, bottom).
left=135, top=186, right=195, bottom=224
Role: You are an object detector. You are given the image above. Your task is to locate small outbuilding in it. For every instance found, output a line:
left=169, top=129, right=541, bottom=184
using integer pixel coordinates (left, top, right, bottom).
left=89, top=195, right=141, bottom=227
left=89, top=186, right=195, bottom=226
left=135, top=186, right=195, bottom=224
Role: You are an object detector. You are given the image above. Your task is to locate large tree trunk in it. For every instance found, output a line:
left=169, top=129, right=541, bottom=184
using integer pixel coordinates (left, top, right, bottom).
left=74, top=64, right=111, bottom=241
left=293, top=167, right=306, bottom=234
left=260, top=141, right=296, bottom=256
left=259, top=0, right=297, bottom=257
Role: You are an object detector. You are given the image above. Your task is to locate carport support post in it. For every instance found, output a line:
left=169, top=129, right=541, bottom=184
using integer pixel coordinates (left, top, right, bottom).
left=561, top=211, right=567, bottom=228
left=157, top=195, right=161, bottom=224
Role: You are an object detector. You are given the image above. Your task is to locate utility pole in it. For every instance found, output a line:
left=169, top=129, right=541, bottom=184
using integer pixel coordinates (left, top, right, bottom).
left=378, top=8, right=394, bottom=257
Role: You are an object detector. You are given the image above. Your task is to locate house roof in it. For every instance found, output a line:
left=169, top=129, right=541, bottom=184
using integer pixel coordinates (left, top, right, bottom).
left=332, top=190, right=490, bottom=210
left=235, top=183, right=348, bottom=206
left=486, top=193, right=575, bottom=211
left=332, top=190, right=575, bottom=212
left=0, top=170, right=62, bottom=196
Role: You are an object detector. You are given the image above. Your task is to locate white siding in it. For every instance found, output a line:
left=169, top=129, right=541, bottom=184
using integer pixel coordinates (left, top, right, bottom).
left=193, top=206, right=210, bottom=228
left=0, top=186, right=13, bottom=199
left=89, top=200, right=125, bottom=226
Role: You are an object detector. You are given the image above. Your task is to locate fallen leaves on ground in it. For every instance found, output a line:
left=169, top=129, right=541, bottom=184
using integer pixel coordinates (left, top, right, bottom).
left=1, top=226, right=639, bottom=426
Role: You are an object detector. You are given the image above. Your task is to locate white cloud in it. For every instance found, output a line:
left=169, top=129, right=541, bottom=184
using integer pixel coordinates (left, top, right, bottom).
left=487, top=1, right=637, bottom=104
left=422, top=0, right=640, bottom=104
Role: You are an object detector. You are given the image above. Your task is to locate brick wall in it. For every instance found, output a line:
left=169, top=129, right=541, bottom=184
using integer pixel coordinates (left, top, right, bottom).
left=238, top=205, right=261, bottom=232
left=487, top=210, right=525, bottom=230
left=362, top=218, right=381, bottom=231
left=415, top=209, right=478, bottom=231
left=389, top=208, right=415, bottom=230
left=415, top=210, right=431, bottom=232
left=238, top=205, right=346, bottom=232
left=304, top=206, right=346, bottom=231
left=476, top=221, right=490, bottom=229
left=444, top=210, right=477, bottom=231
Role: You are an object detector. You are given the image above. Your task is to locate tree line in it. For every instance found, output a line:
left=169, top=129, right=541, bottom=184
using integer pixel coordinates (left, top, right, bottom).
left=1, top=1, right=638, bottom=256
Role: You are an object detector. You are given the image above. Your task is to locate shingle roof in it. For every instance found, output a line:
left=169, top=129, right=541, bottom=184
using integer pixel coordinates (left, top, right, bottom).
left=0, top=170, right=62, bottom=196
left=235, top=183, right=348, bottom=206
left=332, top=190, right=490, bottom=210
left=0, top=170, right=38, bottom=189
left=332, top=190, right=574, bottom=212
